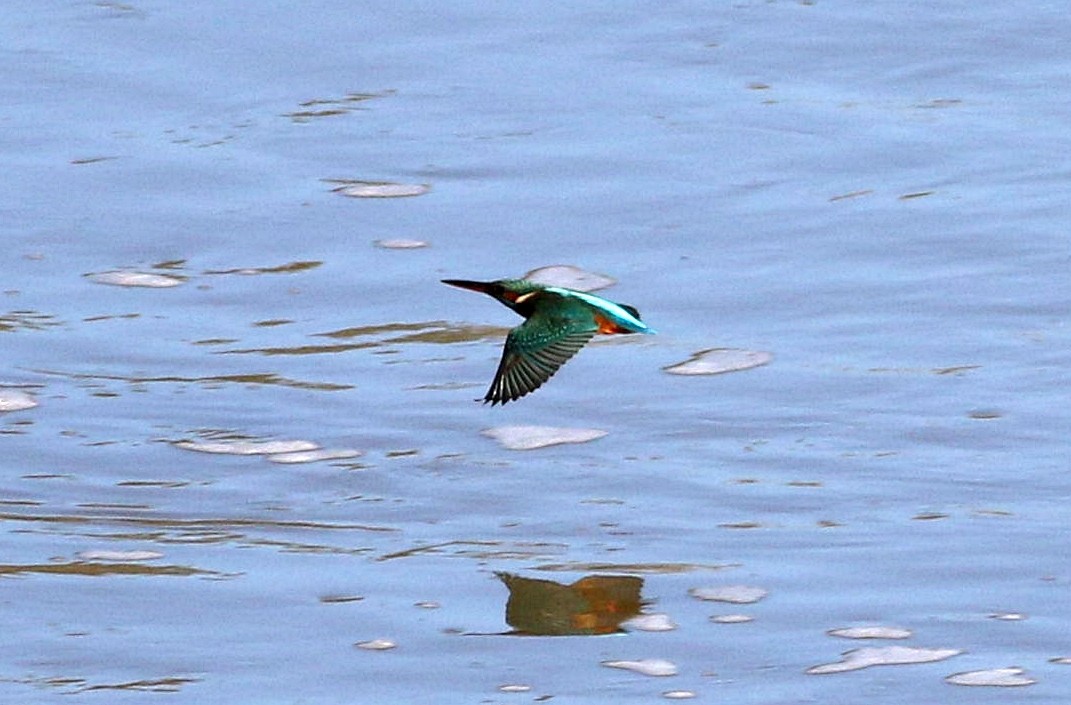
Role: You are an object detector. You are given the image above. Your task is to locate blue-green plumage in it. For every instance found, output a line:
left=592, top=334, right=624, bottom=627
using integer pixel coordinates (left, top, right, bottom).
left=441, top=277, right=654, bottom=405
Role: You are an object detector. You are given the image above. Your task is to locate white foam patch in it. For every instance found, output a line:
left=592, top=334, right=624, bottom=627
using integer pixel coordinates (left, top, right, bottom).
left=946, top=667, right=1035, bottom=687
left=355, top=639, right=396, bottom=651
left=807, top=646, right=962, bottom=675
left=710, top=614, right=754, bottom=624
left=829, top=626, right=912, bottom=640
left=267, top=448, right=363, bottom=464
left=662, top=691, right=697, bottom=700
left=602, top=659, right=678, bottom=677
left=339, top=183, right=429, bottom=198
left=988, top=612, right=1027, bottom=621
left=524, top=265, right=616, bottom=292
left=175, top=439, right=320, bottom=456
left=482, top=425, right=607, bottom=451
left=76, top=550, right=164, bottom=561
left=624, top=613, right=677, bottom=632
left=498, top=684, right=531, bottom=693
left=663, top=348, right=773, bottom=376
left=88, top=271, right=184, bottom=288
left=689, top=585, right=768, bottom=604
left=0, top=389, right=38, bottom=412
left=375, top=238, right=428, bottom=249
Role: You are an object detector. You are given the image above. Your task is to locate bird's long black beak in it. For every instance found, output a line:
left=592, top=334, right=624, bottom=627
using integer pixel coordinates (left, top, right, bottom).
left=441, top=279, right=496, bottom=294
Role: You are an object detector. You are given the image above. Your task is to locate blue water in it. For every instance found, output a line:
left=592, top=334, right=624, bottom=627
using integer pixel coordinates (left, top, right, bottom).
left=3, top=1, right=1070, bottom=703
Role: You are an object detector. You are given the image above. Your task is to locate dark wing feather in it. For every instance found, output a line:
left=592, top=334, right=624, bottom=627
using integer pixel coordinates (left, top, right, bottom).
left=484, top=319, right=596, bottom=405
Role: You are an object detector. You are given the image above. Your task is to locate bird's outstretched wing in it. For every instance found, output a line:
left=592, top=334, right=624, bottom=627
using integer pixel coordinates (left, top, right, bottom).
left=484, top=318, right=596, bottom=405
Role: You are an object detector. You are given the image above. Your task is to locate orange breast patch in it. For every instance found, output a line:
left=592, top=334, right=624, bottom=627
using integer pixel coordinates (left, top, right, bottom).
left=594, top=313, right=629, bottom=334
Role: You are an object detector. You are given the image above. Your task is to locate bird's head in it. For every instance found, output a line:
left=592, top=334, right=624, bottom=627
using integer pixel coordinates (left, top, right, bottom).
left=441, top=278, right=542, bottom=311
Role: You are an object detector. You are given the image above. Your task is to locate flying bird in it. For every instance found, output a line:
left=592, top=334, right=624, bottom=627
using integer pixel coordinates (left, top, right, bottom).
left=441, top=278, right=654, bottom=405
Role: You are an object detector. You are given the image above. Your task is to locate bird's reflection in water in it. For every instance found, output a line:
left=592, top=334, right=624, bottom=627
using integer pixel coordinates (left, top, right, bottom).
left=496, top=572, right=645, bottom=636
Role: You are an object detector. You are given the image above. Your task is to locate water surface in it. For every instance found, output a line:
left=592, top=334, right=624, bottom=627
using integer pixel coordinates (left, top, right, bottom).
left=3, top=1, right=1070, bottom=703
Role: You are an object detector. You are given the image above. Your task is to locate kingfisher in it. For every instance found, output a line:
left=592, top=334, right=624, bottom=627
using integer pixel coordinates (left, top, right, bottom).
left=441, top=278, right=654, bottom=405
